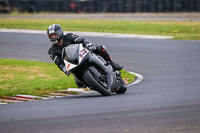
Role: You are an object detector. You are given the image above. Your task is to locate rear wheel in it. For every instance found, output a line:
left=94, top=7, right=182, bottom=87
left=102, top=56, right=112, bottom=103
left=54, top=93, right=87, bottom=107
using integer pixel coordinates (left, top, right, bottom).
left=83, top=70, right=111, bottom=96
left=115, top=76, right=127, bottom=94
left=116, top=84, right=127, bottom=94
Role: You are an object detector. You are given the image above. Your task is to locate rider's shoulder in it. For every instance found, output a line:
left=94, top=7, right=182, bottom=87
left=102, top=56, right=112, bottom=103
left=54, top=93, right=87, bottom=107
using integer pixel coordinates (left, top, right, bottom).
left=65, top=33, right=77, bottom=38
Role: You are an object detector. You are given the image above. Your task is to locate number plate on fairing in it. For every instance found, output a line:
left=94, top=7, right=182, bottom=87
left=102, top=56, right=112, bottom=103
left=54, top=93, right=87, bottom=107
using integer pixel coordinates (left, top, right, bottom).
left=78, top=45, right=89, bottom=63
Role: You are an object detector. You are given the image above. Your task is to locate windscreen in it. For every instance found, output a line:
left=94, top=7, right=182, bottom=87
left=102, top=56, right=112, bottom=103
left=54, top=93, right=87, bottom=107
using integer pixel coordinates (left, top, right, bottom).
left=64, top=44, right=79, bottom=64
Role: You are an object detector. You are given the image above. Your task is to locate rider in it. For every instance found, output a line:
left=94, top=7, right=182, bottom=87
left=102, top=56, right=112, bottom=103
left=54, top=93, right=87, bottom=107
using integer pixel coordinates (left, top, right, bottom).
left=47, top=24, right=123, bottom=79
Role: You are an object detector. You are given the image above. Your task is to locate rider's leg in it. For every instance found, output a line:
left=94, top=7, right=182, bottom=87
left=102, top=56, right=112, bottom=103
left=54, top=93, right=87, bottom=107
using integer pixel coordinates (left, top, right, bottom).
left=74, top=76, right=86, bottom=88
left=94, top=44, right=123, bottom=71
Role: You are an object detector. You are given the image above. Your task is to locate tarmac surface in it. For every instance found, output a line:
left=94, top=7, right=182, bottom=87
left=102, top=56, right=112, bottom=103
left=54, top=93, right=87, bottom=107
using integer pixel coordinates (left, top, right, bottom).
left=0, top=31, right=200, bottom=133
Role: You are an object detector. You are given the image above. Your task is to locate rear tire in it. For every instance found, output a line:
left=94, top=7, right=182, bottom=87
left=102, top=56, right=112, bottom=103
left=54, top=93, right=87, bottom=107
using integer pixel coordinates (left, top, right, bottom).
left=116, top=84, right=127, bottom=94
left=83, top=70, right=111, bottom=96
left=116, top=77, right=127, bottom=94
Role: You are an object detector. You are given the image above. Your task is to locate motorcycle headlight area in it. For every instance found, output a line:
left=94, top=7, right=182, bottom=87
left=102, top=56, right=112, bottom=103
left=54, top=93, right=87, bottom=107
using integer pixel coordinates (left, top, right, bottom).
left=64, top=56, right=78, bottom=64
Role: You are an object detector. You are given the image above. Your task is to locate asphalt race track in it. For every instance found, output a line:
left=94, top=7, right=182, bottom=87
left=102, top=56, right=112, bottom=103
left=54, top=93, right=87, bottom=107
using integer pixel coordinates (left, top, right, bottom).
left=0, top=32, right=200, bottom=133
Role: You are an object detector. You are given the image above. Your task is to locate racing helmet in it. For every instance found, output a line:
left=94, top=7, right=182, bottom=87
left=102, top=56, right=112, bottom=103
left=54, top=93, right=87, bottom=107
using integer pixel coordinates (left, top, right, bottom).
left=47, top=24, right=63, bottom=45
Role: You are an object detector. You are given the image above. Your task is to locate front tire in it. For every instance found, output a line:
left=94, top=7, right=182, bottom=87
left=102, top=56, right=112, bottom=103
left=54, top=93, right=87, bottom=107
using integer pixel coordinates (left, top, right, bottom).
left=83, top=70, right=111, bottom=96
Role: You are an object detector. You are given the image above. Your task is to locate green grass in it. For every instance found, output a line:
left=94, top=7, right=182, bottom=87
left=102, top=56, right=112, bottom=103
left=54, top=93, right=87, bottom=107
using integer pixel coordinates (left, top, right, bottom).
left=0, top=58, right=136, bottom=97
left=0, top=18, right=199, bottom=40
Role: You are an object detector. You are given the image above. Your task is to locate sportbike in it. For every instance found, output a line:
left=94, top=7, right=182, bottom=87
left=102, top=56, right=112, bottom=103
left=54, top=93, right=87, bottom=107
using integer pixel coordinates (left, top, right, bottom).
left=63, top=43, right=127, bottom=96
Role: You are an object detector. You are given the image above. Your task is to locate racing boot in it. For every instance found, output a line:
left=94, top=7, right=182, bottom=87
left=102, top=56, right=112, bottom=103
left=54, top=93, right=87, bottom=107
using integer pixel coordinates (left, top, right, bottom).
left=110, top=60, right=123, bottom=71
left=105, top=56, right=123, bottom=71
left=97, top=44, right=123, bottom=70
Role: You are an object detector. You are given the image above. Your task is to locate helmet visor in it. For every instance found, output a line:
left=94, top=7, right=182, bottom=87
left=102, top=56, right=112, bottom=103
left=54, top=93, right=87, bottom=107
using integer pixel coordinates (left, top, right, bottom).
left=48, top=33, right=59, bottom=40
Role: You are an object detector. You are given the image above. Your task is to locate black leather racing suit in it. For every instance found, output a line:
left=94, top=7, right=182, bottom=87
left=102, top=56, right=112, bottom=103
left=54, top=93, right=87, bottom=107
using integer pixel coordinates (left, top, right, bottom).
left=48, top=33, right=112, bottom=72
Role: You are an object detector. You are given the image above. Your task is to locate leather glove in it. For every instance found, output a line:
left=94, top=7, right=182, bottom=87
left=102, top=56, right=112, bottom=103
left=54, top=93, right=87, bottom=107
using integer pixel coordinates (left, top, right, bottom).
left=63, top=66, right=71, bottom=76
left=85, top=43, right=96, bottom=51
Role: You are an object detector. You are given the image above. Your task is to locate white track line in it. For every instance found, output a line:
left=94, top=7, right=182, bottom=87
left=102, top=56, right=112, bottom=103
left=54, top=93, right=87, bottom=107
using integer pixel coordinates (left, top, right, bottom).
left=0, top=29, right=173, bottom=39
left=0, top=102, right=7, bottom=105
left=127, top=71, right=144, bottom=87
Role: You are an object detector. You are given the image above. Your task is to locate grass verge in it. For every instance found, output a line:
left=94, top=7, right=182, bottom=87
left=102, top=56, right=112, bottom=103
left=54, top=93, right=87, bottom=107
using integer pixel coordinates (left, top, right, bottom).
left=0, top=18, right=199, bottom=40
left=0, top=58, right=136, bottom=97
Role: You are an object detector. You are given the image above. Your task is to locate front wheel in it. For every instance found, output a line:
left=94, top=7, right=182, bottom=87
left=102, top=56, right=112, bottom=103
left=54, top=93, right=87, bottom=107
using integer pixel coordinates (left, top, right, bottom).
left=83, top=70, right=111, bottom=96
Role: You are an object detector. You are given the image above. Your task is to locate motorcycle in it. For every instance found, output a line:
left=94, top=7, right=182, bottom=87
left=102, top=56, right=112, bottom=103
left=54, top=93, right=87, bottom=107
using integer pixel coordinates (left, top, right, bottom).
left=62, top=43, right=127, bottom=96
